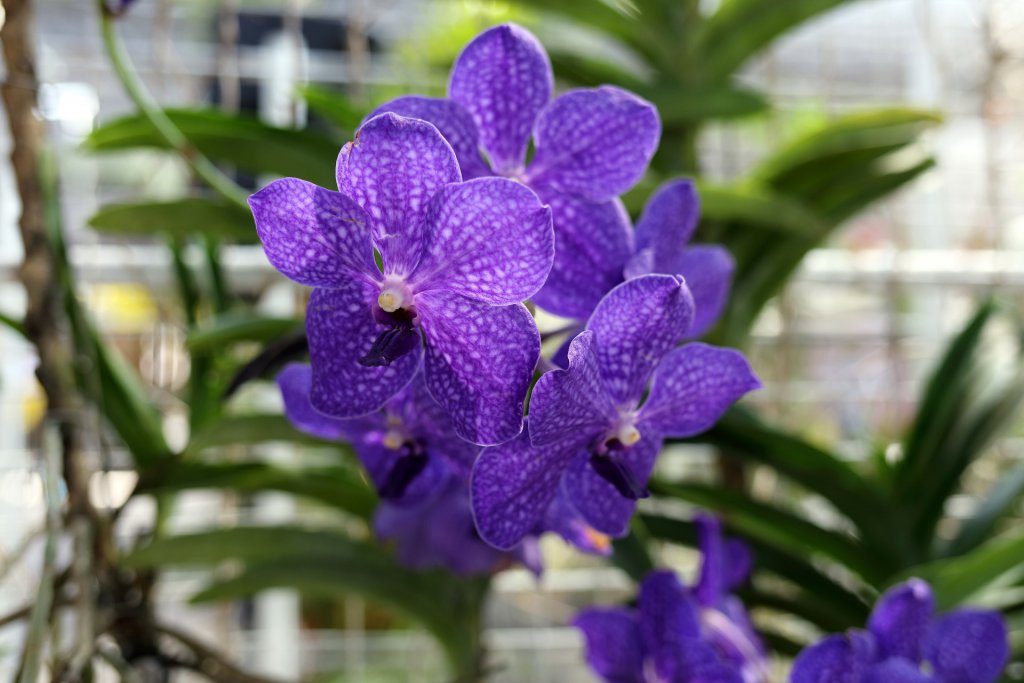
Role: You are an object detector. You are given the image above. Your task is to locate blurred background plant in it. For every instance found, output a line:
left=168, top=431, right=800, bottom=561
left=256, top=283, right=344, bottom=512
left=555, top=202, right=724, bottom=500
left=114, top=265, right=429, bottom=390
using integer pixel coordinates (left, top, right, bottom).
left=1, top=0, right=1023, bottom=681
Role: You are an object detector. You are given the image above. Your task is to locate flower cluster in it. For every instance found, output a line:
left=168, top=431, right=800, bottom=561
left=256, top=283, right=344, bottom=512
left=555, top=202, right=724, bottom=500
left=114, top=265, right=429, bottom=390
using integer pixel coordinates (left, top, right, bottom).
left=575, top=516, right=769, bottom=683
left=791, top=578, right=1009, bottom=683
left=250, top=23, right=758, bottom=575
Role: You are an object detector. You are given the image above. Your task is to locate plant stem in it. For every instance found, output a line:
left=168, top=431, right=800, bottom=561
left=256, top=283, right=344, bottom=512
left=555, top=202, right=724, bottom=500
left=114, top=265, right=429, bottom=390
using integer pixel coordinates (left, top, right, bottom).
left=96, top=2, right=249, bottom=210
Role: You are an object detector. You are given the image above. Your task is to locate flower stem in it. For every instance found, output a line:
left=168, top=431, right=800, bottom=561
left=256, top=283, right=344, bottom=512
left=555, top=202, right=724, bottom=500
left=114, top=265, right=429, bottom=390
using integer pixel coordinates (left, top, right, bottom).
left=96, top=2, right=249, bottom=210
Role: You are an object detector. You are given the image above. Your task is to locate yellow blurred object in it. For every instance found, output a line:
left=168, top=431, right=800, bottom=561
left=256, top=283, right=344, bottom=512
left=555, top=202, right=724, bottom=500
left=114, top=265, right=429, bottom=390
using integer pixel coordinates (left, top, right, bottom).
left=581, top=526, right=612, bottom=554
left=22, top=378, right=46, bottom=432
left=86, top=283, right=159, bottom=334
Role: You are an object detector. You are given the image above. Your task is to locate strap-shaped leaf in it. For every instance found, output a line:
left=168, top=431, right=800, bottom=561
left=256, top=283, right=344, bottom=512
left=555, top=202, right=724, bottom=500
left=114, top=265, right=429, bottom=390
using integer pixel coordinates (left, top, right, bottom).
left=900, top=531, right=1024, bottom=611
left=298, top=85, right=367, bottom=133
left=648, top=479, right=880, bottom=582
left=184, top=413, right=347, bottom=455
left=640, top=513, right=870, bottom=625
left=187, top=314, right=301, bottom=353
left=83, top=108, right=338, bottom=187
left=88, top=198, right=255, bottom=241
left=137, top=461, right=375, bottom=519
left=943, top=463, right=1024, bottom=558
left=697, top=0, right=865, bottom=80
left=124, top=527, right=487, bottom=676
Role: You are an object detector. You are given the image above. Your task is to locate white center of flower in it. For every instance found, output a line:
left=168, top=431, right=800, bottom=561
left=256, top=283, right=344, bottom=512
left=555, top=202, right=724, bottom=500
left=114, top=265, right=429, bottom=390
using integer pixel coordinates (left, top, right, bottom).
left=383, top=429, right=404, bottom=450
left=617, top=424, right=642, bottom=446
left=378, top=286, right=407, bottom=313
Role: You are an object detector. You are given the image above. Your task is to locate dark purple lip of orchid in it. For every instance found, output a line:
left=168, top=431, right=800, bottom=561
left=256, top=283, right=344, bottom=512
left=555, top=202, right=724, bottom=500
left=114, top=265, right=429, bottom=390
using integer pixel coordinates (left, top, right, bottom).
left=589, top=439, right=650, bottom=500
left=378, top=440, right=430, bottom=500
left=360, top=305, right=420, bottom=367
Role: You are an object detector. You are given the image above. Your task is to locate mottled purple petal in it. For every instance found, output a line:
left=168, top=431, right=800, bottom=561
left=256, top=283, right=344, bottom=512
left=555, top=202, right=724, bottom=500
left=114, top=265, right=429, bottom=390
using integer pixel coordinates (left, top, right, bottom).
left=863, top=659, right=933, bottom=683
left=706, top=596, right=768, bottom=678
left=395, top=375, right=481, bottom=477
left=573, top=608, right=645, bottom=683
left=306, top=283, right=422, bottom=418
left=529, top=331, right=617, bottom=447
left=540, top=490, right=613, bottom=556
left=868, top=579, right=935, bottom=663
left=336, top=113, right=461, bottom=276
left=586, top=274, right=695, bottom=405
left=639, top=343, right=760, bottom=438
left=411, top=178, right=553, bottom=305
left=368, top=96, right=491, bottom=179
left=926, top=609, right=1008, bottom=683
left=277, top=363, right=364, bottom=440
left=530, top=186, right=633, bottom=319
left=416, top=292, right=538, bottom=445
left=355, top=439, right=449, bottom=506
left=376, top=477, right=508, bottom=575
left=249, top=178, right=377, bottom=286
left=622, top=248, right=655, bottom=280
left=661, top=642, right=744, bottom=683
left=791, top=631, right=877, bottom=683
left=562, top=430, right=663, bottom=536
left=634, top=179, right=700, bottom=270
left=527, top=86, right=660, bottom=202
left=725, top=539, right=753, bottom=591
left=638, top=571, right=702, bottom=669
left=695, top=514, right=728, bottom=607
left=471, top=430, right=579, bottom=549
left=675, top=246, right=735, bottom=338
left=449, top=24, right=552, bottom=175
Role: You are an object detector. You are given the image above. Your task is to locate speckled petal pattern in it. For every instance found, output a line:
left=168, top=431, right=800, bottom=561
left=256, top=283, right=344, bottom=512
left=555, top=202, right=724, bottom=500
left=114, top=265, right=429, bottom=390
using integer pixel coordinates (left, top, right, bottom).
left=249, top=178, right=377, bottom=287
left=411, top=178, right=553, bottom=305
left=470, top=430, right=580, bottom=549
left=306, top=282, right=422, bottom=418
left=449, top=24, right=552, bottom=175
left=633, top=179, right=700, bottom=271
left=586, top=274, right=695, bottom=406
left=638, top=571, right=702, bottom=660
left=572, top=608, right=645, bottom=683
left=527, top=86, right=660, bottom=202
left=926, top=609, right=1008, bottom=683
left=562, top=431, right=662, bottom=536
left=368, top=96, right=492, bottom=180
left=791, top=631, right=876, bottom=683
left=277, top=363, right=375, bottom=441
left=639, top=343, right=760, bottom=438
left=529, top=331, right=616, bottom=447
left=862, top=659, right=932, bottom=683
left=336, top=113, right=461, bottom=276
left=416, top=291, right=538, bottom=445
left=868, top=579, right=934, bottom=663
left=529, top=185, right=633, bottom=320
left=397, top=374, right=482, bottom=477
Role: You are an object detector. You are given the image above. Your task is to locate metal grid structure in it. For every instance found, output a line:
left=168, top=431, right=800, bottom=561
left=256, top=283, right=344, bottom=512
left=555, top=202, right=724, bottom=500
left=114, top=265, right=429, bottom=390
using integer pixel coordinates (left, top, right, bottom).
left=2, top=0, right=1023, bottom=680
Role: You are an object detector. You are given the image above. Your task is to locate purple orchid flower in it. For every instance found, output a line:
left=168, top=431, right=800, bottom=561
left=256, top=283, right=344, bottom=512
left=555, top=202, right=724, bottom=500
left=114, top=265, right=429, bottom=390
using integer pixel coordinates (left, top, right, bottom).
left=692, top=515, right=769, bottom=683
left=547, top=181, right=736, bottom=364
left=790, top=578, right=1009, bottom=683
left=574, top=570, right=749, bottom=683
left=278, top=363, right=479, bottom=505
left=376, top=475, right=541, bottom=576
left=471, top=274, right=761, bottom=548
left=250, top=112, right=554, bottom=446
left=369, top=24, right=661, bottom=311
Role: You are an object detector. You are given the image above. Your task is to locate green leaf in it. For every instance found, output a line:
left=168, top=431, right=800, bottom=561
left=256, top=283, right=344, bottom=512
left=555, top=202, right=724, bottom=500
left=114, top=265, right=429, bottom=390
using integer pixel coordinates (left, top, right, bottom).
left=698, top=183, right=824, bottom=237
left=298, top=85, right=368, bottom=133
left=187, top=313, right=302, bottom=353
left=184, top=413, right=346, bottom=456
left=88, top=198, right=255, bottom=241
left=640, top=513, right=870, bottom=624
left=697, top=0, right=865, bottom=80
left=137, top=461, right=376, bottom=519
left=648, top=480, right=878, bottom=582
left=903, top=531, right=1024, bottom=610
left=688, top=405, right=897, bottom=561
left=125, top=527, right=488, bottom=677
left=944, top=463, right=1024, bottom=558
left=83, top=108, right=339, bottom=187
left=643, top=83, right=770, bottom=124
left=0, top=311, right=26, bottom=339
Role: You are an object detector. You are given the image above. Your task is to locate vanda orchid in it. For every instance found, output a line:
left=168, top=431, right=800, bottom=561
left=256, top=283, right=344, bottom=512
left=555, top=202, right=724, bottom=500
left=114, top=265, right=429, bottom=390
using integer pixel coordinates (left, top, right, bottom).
left=251, top=112, right=553, bottom=446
